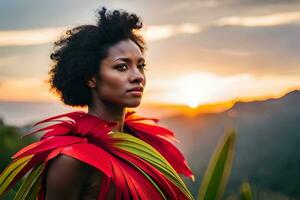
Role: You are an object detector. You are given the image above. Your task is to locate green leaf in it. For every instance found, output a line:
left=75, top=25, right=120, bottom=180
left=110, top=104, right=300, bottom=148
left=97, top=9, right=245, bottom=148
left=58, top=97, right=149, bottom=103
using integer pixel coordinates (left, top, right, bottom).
left=14, top=164, right=44, bottom=200
left=26, top=179, right=41, bottom=200
left=133, top=164, right=167, bottom=200
left=111, top=132, right=194, bottom=200
left=240, top=182, right=253, bottom=200
left=0, top=155, right=33, bottom=197
left=197, top=129, right=236, bottom=200
left=114, top=143, right=178, bottom=181
left=118, top=144, right=182, bottom=191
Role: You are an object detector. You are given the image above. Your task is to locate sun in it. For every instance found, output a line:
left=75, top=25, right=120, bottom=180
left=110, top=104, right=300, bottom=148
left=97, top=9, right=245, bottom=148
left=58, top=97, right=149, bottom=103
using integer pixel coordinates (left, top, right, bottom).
left=144, top=72, right=300, bottom=109
left=145, top=73, right=222, bottom=108
left=174, top=73, right=219, bottom=108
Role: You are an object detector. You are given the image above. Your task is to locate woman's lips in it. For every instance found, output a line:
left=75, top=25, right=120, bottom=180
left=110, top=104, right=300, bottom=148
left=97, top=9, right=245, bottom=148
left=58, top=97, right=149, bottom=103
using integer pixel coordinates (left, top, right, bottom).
left=126, top=87, right=143, bottom=97
left=127, top=87, right=143, bottom=92
left=127, top=90, right=143, bottom=97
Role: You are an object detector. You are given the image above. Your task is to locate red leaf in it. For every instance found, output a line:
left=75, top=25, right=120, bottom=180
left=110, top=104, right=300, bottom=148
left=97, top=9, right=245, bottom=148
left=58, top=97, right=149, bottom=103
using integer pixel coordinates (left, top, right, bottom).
left=12, top=136, right=87, bottom=159
left=111, top=148, right=178, bottom=199
left=125, top=119, right=194, bottom=179
left=61, top=143, right=113, bottom=178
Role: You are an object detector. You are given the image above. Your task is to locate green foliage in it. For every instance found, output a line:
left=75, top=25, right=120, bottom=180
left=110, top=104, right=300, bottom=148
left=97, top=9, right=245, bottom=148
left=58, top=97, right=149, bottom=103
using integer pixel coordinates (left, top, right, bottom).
left=240, top=182, right=253, bottom=200
left=0, top=124, right=37, bottom=200
left=0, top=125, right=36, bottom=172
left=14, top=164, right=44, bottom=200
left=227, top=182, right=296, bottom=200
left=0, top=155, right=33, bottom=197
left=197, top=129, right=236, bottom=200
left=112, top=132, right=194, bottom=200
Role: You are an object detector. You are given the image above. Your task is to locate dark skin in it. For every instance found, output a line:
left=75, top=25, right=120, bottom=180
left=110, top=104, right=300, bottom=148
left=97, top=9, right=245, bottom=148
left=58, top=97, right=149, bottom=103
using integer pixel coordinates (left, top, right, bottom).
left=45, top=39, right=146, bottom=200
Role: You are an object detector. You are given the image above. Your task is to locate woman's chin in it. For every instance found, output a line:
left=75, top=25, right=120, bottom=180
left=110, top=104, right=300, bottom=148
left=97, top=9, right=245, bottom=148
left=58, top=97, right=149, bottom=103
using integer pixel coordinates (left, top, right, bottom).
left=125, top=100, right=142, bottom=108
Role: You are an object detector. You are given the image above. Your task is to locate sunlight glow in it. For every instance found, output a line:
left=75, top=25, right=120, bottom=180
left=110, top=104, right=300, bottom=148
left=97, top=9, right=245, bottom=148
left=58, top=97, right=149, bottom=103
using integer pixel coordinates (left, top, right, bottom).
left=143, top=23, right=203, bottom=42
left=175, top=73, right=219, bottom=107
left=0, top=24, right=204, bottom=47
left=0, top=77, right=57, bottom=101
left=144, top=72, right=300, bottom=108
left=1, top=72, right=300, bottom=107
left=216, top=11, right=300, bottom=27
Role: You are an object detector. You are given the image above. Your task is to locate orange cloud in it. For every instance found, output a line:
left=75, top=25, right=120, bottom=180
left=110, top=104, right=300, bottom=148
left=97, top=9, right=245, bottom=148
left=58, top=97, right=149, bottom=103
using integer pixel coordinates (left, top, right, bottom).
left=0, top=77, right=56, bottom=101
left=0, top=27, right=68, bottom=47
left=215, top=11, right=300, bottom=27
left=0, top=24, right=204, bottom=47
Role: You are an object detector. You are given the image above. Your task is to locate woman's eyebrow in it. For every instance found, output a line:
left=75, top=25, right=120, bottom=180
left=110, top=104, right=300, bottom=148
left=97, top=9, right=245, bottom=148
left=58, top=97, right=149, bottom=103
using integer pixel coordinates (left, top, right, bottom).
left=112, top=57, right=145, bottom=63
left=137, top=57, right=145, bottom=63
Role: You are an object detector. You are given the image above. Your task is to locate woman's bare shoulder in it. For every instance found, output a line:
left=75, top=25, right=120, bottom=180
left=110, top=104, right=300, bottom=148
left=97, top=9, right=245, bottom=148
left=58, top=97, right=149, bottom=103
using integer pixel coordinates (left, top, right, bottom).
left=45, top=154, right=87, bottom=199
left=47, top=154, right=84, bottom=177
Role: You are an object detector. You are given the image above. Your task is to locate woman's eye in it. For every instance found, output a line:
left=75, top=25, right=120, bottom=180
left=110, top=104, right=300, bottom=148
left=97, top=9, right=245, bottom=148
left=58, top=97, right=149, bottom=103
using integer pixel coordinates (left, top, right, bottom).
left=116, top=64, right=128, bottom=71
left=138, top=63, right=147, bottom=71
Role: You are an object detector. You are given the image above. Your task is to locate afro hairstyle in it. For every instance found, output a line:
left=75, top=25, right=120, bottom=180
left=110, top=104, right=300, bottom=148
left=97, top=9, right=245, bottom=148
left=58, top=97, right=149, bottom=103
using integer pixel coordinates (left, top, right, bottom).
left=48, top=7, right=145, bottom=107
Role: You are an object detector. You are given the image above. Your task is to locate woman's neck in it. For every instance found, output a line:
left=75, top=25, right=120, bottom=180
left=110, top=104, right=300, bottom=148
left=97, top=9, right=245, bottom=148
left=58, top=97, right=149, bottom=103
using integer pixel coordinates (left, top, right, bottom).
left=87, top=101, right=126, bottom=133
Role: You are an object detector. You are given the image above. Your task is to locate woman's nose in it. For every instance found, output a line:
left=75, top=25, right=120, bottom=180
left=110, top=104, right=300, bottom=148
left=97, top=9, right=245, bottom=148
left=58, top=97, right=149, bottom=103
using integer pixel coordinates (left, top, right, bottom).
left=129, top=68, right=145, bottom=84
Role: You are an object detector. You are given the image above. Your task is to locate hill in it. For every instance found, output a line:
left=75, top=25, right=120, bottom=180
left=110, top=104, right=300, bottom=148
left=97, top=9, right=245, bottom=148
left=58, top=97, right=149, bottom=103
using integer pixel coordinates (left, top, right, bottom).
left=160, top=90, right=300, bottom=198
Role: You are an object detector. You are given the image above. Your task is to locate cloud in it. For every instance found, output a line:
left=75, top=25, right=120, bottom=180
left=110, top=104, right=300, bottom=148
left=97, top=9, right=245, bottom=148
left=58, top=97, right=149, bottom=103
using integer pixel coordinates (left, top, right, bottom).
left=144, top=23, right=204, bottom=41
left=0, top=24, right=204, bottom=47
left=199, top=47, right=251, bottom=57
left=0, top=55, right=19, bottom=68
left=215, top=11, right=300, bottom=27
left=0, top=27, right=67, bottom=47
left=0, top=77, right=55, bottom=101
left=0, top=51, right=50, bottom=78
left=1, top=11, right=299, bottom=47
left=168, top=0, right=221, bottom=12
left=145, top=72, right=300, bottom=106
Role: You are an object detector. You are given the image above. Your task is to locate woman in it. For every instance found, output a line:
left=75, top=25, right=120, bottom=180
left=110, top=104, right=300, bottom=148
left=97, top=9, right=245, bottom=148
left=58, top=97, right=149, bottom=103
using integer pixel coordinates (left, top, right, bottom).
left=0, top=7, right=194, bottom=200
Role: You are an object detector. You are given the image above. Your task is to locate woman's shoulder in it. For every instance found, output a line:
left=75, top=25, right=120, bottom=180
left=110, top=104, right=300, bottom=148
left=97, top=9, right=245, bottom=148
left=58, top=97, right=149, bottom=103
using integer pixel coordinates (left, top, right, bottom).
left=45, top=154, right=95, bottom=199
left=46, top=154, right=86, bottom=186
left=48, top=154, right=83, bottom=169
left=46, top=154, right=111, bottom=199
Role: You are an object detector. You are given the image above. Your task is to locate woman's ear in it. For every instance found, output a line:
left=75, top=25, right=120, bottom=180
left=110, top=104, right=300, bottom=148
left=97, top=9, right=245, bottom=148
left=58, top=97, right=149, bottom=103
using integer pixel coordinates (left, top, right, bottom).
left=86, top=75, right=97, bottom=88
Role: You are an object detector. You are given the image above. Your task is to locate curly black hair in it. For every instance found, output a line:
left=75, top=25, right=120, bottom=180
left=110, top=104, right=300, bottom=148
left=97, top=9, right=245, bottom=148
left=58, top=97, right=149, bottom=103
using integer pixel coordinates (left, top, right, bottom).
left=48, top=7, right=145, bottom=107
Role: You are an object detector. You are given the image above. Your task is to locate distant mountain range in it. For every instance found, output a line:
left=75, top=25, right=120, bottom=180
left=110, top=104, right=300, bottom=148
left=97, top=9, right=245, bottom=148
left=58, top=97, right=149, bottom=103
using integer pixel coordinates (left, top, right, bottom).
left=160, top=90, right=300, bottom=198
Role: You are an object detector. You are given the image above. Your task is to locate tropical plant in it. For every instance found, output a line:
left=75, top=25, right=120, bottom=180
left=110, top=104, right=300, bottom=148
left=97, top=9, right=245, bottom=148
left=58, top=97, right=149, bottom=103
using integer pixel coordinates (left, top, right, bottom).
left=0, top=124, right=36, bottom=200
left=197, top=129, right=236, bottom=200
left=240, top=182, right=253, bottom=200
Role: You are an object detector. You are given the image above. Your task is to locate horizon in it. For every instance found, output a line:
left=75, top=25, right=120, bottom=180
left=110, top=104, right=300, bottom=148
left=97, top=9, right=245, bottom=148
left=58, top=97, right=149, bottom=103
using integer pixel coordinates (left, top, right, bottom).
left=1, top=88, right=298, bottom=127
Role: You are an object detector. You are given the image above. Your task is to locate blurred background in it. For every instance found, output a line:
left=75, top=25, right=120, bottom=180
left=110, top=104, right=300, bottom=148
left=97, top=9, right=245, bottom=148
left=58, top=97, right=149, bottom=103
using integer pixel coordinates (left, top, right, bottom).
left=0, top=0, right=299, bottom=199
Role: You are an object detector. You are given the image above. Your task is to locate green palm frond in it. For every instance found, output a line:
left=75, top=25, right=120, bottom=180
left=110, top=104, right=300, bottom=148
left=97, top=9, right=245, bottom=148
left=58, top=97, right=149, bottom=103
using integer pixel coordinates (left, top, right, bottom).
left=111, top=132, right=194, bottom=200
left=197, top=129, right=236, bottom=200
left=133, top=164, right=168, bottom=200
left=0, top=155, right=33, bottom=198
left=240, top=182, right=253, bottom=200
left=14, top=164, right=44, bottom=200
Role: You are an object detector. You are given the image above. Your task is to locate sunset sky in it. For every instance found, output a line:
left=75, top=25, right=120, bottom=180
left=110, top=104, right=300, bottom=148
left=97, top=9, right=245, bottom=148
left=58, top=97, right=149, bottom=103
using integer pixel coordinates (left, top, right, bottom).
left=1, top=0, right=300, bottom=108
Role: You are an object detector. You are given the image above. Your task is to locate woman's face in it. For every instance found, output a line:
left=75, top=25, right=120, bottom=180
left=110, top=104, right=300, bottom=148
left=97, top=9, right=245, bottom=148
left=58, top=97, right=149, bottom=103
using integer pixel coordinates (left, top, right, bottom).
left=90, top=39, right=146, bottom=108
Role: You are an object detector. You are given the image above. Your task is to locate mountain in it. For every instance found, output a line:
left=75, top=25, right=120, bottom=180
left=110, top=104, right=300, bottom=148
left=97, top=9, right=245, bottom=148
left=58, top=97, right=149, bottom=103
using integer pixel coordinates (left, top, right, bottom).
left=159, top=90, right=300, bottom=198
